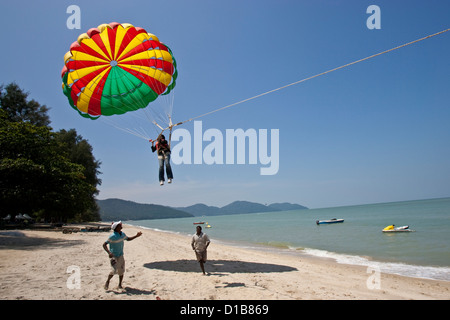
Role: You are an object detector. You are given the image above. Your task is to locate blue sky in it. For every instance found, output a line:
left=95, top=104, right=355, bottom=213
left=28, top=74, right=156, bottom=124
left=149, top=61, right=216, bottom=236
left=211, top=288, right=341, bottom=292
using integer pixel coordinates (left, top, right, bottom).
left=1, top=0, right=449, bottom=209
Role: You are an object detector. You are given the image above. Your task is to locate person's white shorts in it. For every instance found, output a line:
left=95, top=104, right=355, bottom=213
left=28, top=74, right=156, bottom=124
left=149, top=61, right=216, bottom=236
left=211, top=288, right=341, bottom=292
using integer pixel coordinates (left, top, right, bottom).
left=109, top=255, right=125, bottom=276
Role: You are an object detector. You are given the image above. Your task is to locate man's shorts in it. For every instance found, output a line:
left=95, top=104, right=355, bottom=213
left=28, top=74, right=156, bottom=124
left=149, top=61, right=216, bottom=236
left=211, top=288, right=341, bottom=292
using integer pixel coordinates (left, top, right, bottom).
left=195, top=250, right=207, bottom=263
left=109, top=255, right=125, bottom=276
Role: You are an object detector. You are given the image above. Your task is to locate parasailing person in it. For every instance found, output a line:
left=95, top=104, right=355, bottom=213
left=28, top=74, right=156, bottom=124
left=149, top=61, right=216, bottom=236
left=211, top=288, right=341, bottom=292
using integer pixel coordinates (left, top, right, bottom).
left=151, top=134, right=173, bottom=185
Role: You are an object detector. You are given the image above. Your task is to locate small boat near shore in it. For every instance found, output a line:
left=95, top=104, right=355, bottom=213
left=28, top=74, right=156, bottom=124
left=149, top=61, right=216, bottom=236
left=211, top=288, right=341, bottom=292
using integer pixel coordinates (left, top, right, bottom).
left=193, top=222, right=205, bottom=225
left=316, top=218, right=344, bottom=225
left=382, top=225, right=415, bottom=233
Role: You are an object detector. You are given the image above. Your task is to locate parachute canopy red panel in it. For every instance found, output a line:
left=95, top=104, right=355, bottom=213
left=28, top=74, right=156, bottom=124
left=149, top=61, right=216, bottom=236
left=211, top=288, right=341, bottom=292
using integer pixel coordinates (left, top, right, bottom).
left=61, top=22, right=177, bottom=119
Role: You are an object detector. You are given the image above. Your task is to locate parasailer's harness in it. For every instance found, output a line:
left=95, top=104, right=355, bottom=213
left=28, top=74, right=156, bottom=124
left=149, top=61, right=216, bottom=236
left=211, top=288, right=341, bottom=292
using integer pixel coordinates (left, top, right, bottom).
left=150, top=115, right=183, bottom=149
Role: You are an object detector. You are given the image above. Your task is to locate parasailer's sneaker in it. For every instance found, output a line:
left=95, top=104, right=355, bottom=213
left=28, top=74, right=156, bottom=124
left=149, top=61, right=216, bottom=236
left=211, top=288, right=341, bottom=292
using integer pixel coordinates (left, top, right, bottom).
left=160, top=181, right=164, bottom=186
left=168, top=179, right=172, bottom=184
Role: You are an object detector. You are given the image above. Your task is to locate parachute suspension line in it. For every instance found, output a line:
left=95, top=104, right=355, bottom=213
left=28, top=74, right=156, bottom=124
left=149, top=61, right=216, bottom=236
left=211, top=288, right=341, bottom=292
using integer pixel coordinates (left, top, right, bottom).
left=174, top=28, right=450, bottom=126
left=169, top=126, right=173, bottom=149
left=104, top=119, right=151, bottom=140
left=168, top=115, right=173, bottom=148
left=150, top=115, right=175, bottom=146
left=152, top=120, right=165, bottom=131
left=100, top=110, right=154, bottom=141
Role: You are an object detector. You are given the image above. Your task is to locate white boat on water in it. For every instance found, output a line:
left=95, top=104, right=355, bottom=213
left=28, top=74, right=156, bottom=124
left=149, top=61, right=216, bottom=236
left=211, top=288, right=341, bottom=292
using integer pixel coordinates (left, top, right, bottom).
left=316, top=218, right=344, bottom=225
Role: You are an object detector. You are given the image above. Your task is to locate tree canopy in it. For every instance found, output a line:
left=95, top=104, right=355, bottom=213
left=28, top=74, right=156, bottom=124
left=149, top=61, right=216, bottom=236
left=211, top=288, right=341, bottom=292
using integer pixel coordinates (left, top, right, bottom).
left=0, top=83, right=101, bottom=222
left=0, top=83, right=50, bottom=127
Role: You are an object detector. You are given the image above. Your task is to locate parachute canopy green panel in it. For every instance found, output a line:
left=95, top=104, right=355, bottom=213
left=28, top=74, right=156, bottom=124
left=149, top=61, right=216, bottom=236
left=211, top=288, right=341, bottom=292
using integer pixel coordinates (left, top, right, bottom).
left=61, top=22, right=178, bottom=119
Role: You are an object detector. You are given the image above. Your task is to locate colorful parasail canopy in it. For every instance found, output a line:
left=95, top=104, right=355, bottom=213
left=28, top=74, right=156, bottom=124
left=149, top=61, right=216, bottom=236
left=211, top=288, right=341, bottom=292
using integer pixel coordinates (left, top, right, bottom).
left=61, top=22, right=177, bottom=119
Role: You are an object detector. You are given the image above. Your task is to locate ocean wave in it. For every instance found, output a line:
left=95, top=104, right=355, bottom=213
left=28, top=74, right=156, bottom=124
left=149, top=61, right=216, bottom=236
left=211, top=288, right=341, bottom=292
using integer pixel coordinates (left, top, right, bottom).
left=302, top=248, right=450, bottom=281
left=132, top=225, right=185, bottom=236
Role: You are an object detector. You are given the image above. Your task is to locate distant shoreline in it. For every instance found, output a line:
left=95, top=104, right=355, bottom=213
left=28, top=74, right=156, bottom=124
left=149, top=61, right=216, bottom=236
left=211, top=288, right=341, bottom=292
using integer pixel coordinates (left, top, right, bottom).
left=97, top=198, right=307, bottom=221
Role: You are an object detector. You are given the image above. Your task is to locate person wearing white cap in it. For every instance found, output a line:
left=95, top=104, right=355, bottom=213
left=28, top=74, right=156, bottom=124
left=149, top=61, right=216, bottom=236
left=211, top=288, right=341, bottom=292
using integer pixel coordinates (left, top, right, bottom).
left=102, top=221, right=142, bottom=290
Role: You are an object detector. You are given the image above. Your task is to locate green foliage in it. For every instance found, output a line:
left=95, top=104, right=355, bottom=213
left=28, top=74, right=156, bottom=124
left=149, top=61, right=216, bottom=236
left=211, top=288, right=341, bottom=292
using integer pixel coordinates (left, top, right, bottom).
left=0, top=83, right=101, bottom=222
left=0, top=83, right=50, bottom=127
left=55, top=129, right=102, bottom=188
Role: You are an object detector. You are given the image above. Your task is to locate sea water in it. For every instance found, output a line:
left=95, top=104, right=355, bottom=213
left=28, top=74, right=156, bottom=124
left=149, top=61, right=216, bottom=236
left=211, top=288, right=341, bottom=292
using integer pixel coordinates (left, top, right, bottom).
left=127, top=197, right=450, bottom=281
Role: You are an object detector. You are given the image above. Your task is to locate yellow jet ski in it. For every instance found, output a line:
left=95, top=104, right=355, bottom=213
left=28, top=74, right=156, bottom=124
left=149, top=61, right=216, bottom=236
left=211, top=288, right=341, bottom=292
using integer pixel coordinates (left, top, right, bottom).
left=382, top=225, right=414, bottom=233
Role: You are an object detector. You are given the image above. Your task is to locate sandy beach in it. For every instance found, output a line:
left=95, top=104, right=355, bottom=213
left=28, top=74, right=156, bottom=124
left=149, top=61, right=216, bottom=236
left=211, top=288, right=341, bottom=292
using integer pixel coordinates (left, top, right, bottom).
left=0, top=224, right=449, bottom=300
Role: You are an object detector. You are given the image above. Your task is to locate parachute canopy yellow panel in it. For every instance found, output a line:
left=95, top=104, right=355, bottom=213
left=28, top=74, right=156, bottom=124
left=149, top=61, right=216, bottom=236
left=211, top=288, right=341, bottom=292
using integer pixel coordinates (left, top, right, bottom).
left=61, top=22, right=177, bottom=119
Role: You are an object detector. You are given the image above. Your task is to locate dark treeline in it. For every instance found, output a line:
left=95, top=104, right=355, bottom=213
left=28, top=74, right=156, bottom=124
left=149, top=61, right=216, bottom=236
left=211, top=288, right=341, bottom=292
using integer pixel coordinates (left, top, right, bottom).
left=0, top=83, right=102, bottom=222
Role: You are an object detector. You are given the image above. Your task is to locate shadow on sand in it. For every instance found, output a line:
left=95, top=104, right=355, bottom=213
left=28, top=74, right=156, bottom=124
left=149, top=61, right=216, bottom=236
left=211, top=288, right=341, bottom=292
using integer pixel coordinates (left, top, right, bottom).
left=107, top=286, right=157, bottom=297
left=144, top=259, right=297, bottom=275
left=0, top=231, right=85, bottom=250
